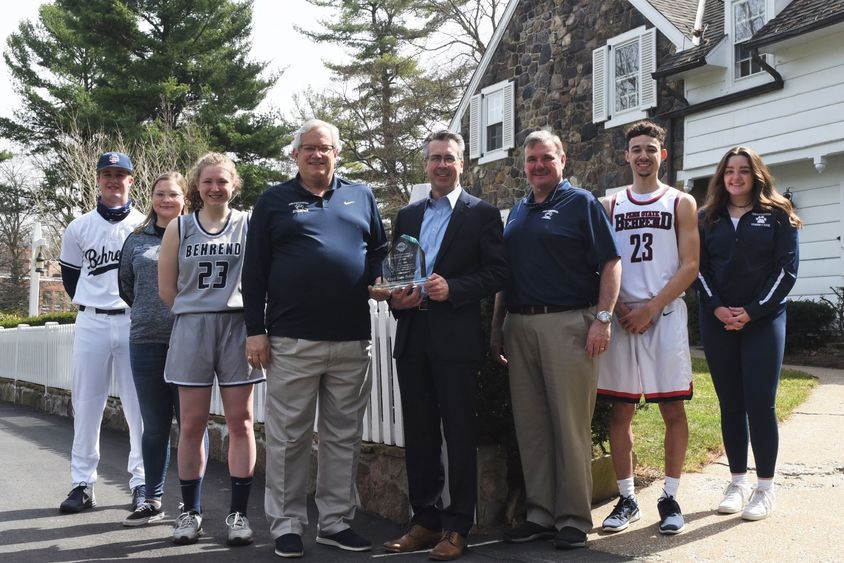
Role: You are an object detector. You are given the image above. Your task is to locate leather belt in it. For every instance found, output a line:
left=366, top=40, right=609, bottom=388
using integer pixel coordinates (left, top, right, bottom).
left=79, top=305, right=126, bottom=315
left=507, top=304, right=588, bottom=315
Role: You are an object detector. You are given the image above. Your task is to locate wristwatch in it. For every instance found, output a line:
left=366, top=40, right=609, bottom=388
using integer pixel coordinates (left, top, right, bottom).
left=596, top=310, right=612, bottom=324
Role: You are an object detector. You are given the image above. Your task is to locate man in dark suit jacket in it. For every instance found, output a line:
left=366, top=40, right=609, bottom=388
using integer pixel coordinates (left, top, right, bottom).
left=377, top=130, right=507, bottom=561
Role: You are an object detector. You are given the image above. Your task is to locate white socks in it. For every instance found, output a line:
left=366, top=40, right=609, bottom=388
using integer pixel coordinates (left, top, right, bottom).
left=661, top=476, right=680, bottom=499
left=731, top=473, right=749, bottom=486
left=617, top=477, right=635, bottom=499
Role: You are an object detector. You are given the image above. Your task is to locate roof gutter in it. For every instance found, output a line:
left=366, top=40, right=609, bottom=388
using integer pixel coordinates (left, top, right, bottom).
left=656, top=48, right=783, bottom=120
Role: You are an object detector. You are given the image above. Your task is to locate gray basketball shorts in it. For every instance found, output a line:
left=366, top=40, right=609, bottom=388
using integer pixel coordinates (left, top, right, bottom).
left=164, top=311, right=265, bottom=387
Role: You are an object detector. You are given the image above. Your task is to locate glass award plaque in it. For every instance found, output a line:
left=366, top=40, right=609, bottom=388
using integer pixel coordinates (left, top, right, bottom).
left=375, top=234, right=428, bottom=290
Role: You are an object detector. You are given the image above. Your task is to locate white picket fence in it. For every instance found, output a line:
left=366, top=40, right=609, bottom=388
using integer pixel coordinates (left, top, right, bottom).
left=0, top=300, right=405, bottom=447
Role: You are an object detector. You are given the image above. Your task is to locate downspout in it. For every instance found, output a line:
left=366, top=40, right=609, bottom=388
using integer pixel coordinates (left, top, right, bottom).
left=657, top=48, right=783, bottom=120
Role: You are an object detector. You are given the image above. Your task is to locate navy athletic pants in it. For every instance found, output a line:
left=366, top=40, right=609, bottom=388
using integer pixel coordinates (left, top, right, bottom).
left=699, top=304, right=786, bottom=478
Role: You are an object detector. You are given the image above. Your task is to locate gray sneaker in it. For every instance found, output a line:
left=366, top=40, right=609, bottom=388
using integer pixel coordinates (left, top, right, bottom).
left=602, top=495, right=641, bottom=532
left=173, top=511, right=202, bottom=545
left=226, top=512, right=254, bottom=546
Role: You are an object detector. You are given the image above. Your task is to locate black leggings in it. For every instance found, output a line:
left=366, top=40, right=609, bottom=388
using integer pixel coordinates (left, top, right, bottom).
left=699, top=305, right=785, bottom=478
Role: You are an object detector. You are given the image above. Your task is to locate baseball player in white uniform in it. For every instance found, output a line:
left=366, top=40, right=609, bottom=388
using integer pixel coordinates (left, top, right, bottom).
left=597, top=121, right=699, bottom=536
left=58, top=151, right=146, bottom=514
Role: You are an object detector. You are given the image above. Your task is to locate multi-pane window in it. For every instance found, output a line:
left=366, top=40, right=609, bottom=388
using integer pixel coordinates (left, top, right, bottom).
left=485, top=89, right=503, bottom=152
left=469, top=79, right=514, bottom=162
left=615, top=41, right=639, bottom=113
left=592, top=26, right=656, bottom=127
left=734, top=0, right=767, bottom=78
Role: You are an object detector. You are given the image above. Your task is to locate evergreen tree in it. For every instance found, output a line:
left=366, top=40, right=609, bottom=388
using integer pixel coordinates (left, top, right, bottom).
left=2, top=0, right=289, bottom=205
left=300, top=0, right=462, bottom=212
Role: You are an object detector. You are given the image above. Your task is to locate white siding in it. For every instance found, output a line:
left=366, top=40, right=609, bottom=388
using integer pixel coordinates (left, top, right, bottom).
left=678, top=31, right=844, bottom=302
left=772, top=160, right=844, bottom=302
left=682, top=33, right=844, bottom=176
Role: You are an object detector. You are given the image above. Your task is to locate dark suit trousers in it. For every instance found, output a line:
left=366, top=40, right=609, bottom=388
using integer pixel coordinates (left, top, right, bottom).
left=395, top=312, right=479, bottom=536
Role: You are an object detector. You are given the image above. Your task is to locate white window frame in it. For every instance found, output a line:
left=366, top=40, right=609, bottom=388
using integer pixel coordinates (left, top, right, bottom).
left=469, top=79, right=515, bottom=164
left=731, top=0, right=772, bottom=81
left=592, top=26, right=657, bottom=129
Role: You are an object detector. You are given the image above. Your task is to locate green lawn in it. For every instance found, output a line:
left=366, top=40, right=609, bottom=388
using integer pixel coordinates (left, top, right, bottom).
left=631, top=357, right=817, bottom=474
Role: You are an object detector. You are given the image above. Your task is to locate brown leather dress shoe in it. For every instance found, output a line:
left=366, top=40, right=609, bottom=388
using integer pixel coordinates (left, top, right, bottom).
left=429, top=530, right=466, bottom=561
left=383, top=524, right=442, bottom=553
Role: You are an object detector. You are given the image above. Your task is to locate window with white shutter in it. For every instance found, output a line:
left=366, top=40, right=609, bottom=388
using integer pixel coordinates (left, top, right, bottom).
left=592, top=26, right=657, bottom=128
left=468, top=79, right=514, bottom=163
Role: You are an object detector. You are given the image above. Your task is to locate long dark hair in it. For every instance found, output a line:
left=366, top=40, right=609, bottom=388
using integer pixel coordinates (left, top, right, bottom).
left=701, top=146, right=802, bottom=228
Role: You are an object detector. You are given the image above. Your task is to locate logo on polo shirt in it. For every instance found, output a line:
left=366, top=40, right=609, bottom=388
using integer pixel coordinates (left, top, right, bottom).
left=290, top=201, right=310, bottom=214
left=541, top=209, right=558, bottom=220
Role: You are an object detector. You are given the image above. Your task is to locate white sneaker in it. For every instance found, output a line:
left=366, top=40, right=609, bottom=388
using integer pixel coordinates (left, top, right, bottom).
left=718, top=482, right=752, bottom=514
left=742, top=487, right=776, bottom=521
left=225, top=512, right=254, bottom=546
left=173, top=511, right=203, bottom=544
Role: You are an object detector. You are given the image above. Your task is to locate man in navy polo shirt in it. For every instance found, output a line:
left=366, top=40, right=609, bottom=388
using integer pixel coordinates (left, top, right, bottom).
left=243, top=119, right=388, bottom=558
left=490, top=130, right=620, bottom=550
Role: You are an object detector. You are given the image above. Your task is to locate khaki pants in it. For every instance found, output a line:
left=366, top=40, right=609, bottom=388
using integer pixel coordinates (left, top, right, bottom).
left=264, top=337, right=371, bottom=538
left=504, top=309, right=597, bottom=533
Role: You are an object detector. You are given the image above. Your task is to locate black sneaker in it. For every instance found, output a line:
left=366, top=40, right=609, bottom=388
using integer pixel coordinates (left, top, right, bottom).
left=502, top=521, right=556, bottom=543
left=316, top=528, right=372, bottom=552
left=602, top=495, right=641, bottom=532
left=122, top=501, right=164, bottom=527
left=130, top=484, right=146, bottom=512
left=553, top=526, right=587, bottom=550
left=657, top=495, right=685, bottom=535
left=275, top=533, right=304, bottom=558
left=59, top=483, right=95, bottom=513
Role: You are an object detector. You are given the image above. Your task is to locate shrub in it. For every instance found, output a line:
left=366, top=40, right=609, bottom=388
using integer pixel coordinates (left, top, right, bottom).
left=0, top=311, right=77, bottom=329
left=785, top=299, right=835, bottom=352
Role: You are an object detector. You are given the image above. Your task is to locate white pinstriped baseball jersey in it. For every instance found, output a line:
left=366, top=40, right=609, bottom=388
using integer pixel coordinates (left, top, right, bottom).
left=59, top=208, right=144, bottom=309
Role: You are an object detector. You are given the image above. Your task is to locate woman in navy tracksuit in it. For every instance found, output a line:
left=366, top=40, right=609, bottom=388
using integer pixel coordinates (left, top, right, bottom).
left=696, top=146, right=800, bottom=522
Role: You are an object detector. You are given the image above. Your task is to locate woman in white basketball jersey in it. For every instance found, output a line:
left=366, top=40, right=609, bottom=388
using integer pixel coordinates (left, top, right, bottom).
left=159, top=153, right=264, bottom=547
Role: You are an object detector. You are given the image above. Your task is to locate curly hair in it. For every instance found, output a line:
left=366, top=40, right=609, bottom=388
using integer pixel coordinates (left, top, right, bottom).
left=701, top=146, right=802, bottom=228
left=625, top=120, right=666, bottom=147
left=185, top=152, right=241, bottom=211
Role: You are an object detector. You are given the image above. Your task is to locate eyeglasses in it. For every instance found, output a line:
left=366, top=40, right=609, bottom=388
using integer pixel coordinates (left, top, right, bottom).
left=425, top=155, right=459, bottom=165
left=300, top=144, right=336, bottom=155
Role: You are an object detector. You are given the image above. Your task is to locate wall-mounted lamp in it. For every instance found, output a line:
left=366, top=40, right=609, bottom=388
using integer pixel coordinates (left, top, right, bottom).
left=683, top=178, right=694, bottom=193
left=784, top=187, right=794, bottom=207
left=814, top=155, right=827, bottom=174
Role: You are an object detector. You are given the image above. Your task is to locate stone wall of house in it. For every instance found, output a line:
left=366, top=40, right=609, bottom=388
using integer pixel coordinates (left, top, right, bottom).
left=459, top=0, right=685, bottom=207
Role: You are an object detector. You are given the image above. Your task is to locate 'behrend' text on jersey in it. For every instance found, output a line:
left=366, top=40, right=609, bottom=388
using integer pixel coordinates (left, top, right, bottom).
left=172, top=210, right=248, bottom=314
left=609, top=186, right=682, bottom=303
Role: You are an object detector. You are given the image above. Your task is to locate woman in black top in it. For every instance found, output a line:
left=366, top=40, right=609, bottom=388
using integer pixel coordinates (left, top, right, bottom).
left=696, top=146, right=800, bottom=522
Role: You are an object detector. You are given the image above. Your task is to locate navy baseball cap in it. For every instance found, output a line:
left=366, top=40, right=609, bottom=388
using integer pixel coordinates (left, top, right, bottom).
left=96, top=152, right=134, bottom=172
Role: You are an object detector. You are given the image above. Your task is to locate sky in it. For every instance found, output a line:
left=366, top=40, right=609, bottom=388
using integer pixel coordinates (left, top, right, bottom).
left=0, top=0, right=338, bottom=123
